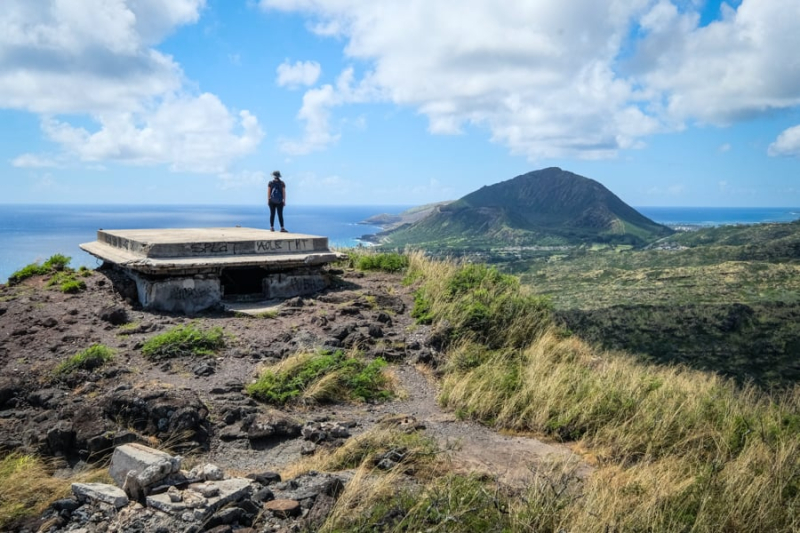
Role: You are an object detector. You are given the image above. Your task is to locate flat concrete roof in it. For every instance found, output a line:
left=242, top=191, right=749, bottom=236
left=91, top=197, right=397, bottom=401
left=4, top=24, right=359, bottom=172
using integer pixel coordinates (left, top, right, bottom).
left=81, top=227, right=344, bottom=274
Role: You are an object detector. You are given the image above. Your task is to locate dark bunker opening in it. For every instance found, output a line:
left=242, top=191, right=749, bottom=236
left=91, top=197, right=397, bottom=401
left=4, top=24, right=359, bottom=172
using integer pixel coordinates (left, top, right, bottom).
left=221, top=267, right=269, bottom=299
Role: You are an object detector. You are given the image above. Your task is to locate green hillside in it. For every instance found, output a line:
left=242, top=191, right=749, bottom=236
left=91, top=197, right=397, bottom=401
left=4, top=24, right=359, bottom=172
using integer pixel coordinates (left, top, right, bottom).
left=380, top=167, right=673, bottom=249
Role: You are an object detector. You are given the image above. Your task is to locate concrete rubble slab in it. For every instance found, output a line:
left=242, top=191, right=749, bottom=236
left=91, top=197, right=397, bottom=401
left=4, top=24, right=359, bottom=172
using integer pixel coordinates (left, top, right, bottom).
left=80, top=227, right=345, bottom=313
left=72, top=483, right=129, bottom=509
left=146, top=477, right=253, bottom=519
left=110, top=443, right=180, bottom=487
left=80, top=227, right=343, bottom=274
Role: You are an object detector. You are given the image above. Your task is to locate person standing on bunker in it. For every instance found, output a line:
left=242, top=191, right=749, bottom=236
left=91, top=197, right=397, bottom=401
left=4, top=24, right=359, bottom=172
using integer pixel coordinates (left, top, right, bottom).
left=268, top=170, right=288, bottom=232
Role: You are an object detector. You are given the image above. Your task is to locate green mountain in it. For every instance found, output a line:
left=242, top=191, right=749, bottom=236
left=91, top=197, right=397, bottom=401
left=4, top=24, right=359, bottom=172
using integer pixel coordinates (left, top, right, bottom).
left=380, top=167, right=673, bottom=248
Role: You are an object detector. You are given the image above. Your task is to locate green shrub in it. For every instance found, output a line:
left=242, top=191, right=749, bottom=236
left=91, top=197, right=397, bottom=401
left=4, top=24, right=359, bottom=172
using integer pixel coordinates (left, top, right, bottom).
left=59, top=280, right=86, bottom=294
left=43, top=254, right=70, bottom=271
left=54, top=344, right=114, bottom=376
left=247, top=350, right=392, bottom=405
left=8, top=264, right=48, bottom=285
left=410, top=290, right=434, bottom=324
left=141, top=324, right=226, bottom=359
left=8, top=254, right=74, bottom=286
left=46, top=271, right=86, bottom=293
left=347, top=251, right=409, bottom=273
left=411, top=260, right=552, bottom=349
left=446, top=263, right=515, bottom=297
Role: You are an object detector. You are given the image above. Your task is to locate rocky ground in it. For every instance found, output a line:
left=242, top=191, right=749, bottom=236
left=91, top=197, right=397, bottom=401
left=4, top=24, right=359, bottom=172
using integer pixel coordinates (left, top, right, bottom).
left=0, top=265, right=588, bottom=532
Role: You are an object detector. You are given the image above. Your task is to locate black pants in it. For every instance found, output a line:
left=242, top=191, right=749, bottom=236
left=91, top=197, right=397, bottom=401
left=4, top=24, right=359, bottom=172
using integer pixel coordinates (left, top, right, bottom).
left=269, top=202, right=284, bottom=229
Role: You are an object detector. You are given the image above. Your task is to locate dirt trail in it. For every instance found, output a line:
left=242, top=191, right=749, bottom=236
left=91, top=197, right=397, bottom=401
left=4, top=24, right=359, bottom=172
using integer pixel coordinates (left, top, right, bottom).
left=369, top=364, right=591, bottom=486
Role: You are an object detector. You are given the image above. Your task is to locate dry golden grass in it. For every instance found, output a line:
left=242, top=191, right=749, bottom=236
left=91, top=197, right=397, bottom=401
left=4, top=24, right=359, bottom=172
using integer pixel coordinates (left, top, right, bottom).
left=318, top=462, right=409, bottom=533
left=281, top=426, right=441, bottom=481
left=0, top=454, right=109, bottom=529
left=408, top=252, right=800, bottom=532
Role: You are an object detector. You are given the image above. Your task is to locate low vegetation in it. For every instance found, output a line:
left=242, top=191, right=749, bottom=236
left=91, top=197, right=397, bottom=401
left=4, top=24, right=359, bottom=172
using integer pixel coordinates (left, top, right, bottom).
left=8, top=254, right=71, bottom=284
left=141, top=324, right=226, bottom=359
left=345, top=250, right=409, bottom=273
left=503, top=221, right=800, bottom=388
left=6, top=254, right=91, bottom=293
left=0, top=454, right=108, bottom=530
left=247, top=349, right=393, bottom=405
left=398, top=252, right=800, bottom=532
left=284, top=425, right=439, bottom=479
left=53, top=344, right=114, bottom=376
left=407, top=253, right=551, bottom=349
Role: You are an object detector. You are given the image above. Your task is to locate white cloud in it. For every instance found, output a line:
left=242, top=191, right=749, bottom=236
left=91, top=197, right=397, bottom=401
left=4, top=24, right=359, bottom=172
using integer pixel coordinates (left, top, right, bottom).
left=218, top=170, right=267, bottom=190
left=260, top=0, right=800, bottom=160
left=11, top=153, right=59, bottom=168
left=276, top=60, right=322, bottom=88
left=292, top=172, right=360, bottom=202
left=768, top=124, right=800, bottom=158
left=0, top=0, right=204, bottom=114
left=1, top=0, right=263, bottom=175
left=40, top=94, right=263, bottom=173
left=632, top=0, right=800, bottom=124
left=278, top=68, right=378, bottom=154
left=719, top=143, right=732, bottom=153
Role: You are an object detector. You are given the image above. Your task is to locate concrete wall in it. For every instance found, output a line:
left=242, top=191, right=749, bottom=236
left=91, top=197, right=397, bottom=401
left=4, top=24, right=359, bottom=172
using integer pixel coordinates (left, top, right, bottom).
left=263, top=270, right=330, bottom=299
left=131, top=273, right=221, bottom=314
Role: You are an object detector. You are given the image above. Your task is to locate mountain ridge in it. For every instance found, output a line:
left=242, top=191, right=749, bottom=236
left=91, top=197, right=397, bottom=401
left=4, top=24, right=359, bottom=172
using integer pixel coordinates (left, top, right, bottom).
left=379, top=167, right=673, bottom=248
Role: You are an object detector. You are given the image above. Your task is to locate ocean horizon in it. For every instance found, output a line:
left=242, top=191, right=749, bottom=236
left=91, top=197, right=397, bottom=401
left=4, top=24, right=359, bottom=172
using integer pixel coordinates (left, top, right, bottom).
left=1, top=203, right=799, bottom=283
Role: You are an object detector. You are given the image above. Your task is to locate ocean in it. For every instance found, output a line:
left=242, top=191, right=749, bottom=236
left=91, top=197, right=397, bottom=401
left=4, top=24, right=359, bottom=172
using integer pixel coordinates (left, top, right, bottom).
left=1, top=204, right=799, bottom=283
left=0, top=204, right=403, bottom=282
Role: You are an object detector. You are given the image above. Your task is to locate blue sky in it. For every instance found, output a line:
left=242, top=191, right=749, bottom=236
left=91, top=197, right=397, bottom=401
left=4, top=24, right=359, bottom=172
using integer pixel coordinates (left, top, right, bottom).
left=1, top=0, right=799, bottom=207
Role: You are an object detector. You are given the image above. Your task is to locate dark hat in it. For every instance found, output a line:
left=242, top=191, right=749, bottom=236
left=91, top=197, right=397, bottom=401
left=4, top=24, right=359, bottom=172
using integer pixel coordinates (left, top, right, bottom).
left=272, top=170, right=281, bottom=178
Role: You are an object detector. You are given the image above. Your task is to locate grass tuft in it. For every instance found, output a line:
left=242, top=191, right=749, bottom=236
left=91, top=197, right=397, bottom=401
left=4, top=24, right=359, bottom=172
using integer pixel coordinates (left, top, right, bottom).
left=53, top=344, right=114, bottom=376
left=407, top=251, right=552, bottom=349
left=8, top=254, right=73, bottom=285
left=247, top=349, right=393, bottom=405
left=141, top=324, right=226, bottom=359
left=346, top=250, right=409, bottom=273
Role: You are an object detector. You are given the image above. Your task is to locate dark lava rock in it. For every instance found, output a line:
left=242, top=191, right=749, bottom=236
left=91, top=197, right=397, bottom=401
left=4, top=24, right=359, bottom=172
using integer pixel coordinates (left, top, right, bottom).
left=0, top=380, right=22, bottom=408
left=247, top=471, right=282, bottom=486
left=97, top=306, right=129, bottom=326
left=29, top=388, right=68, bottom=409
left=245, top=412, right=302, bottom=441
left=100, top=389, right=211, bottom=451
left=330, top=324, right=354, bottom=341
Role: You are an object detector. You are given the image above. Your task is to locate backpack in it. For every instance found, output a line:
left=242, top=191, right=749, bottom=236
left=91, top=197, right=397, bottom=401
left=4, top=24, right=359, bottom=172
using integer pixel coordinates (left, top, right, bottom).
left=270, top=180, right=284, bottom=203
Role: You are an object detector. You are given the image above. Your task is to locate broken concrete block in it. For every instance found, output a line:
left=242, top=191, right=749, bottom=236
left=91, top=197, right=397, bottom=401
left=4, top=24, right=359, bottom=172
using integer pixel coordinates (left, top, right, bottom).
left=189, top=463, right=224, bottom=481
left=137, top=458, right=175, bottom=488
left=146, top=478, right=252, bottom=519
left=72, top=483, right=129, bottom=509
left=168, top=486, right=183, bottom=502
left=109, top=443, right=181, bottom=487
left=122, top=471, right=144, bottom=503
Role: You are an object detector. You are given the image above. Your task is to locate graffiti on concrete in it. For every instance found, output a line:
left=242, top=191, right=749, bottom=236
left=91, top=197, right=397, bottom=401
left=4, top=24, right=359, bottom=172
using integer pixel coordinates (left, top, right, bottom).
left=265, top=272, right=328, bottom=298
left=102, top=234, right=133, bottom=251
left=255, top=239, right=313, bottom=253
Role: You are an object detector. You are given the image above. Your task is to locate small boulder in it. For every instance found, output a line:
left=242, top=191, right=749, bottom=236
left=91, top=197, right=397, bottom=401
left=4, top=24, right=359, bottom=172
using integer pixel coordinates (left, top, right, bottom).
left=264, top=499, right=301, bottom=519
left=72, top=482, right=129, bottom=509
left=98, top=306, right=129, bottom=326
